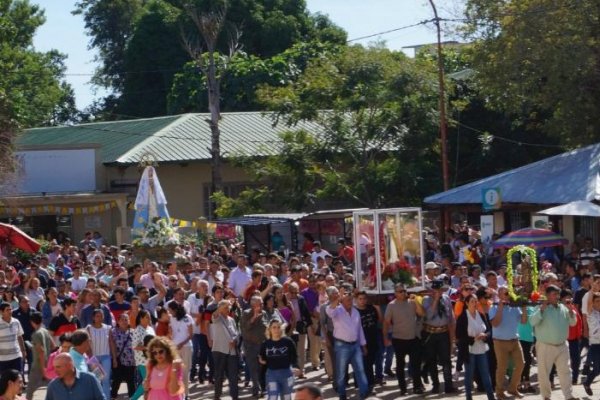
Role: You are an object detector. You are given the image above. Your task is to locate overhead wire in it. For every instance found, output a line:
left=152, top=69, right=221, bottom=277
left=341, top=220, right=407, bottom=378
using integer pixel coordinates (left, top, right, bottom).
left=449, top=119, right=567, bottom=150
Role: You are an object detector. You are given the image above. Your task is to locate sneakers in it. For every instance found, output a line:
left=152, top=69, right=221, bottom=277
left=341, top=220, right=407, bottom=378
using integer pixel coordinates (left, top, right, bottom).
left=583, top=383, right=593, bottom=396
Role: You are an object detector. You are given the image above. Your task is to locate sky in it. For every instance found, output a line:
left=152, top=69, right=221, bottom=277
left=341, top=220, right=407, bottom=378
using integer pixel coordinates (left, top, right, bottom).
left=32, top=0, right=463, bottom=110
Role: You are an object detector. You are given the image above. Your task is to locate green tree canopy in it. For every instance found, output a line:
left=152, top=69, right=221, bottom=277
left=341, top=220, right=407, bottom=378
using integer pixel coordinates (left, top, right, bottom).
left=75, top=0, right=347, bottom=118
left=212, top=45, right=442, bottom=216
left=167, top=40, right=340, bottom=113
left=463, top=0, right=600, bottom=145
left=1, top=0, right=75, bottom=128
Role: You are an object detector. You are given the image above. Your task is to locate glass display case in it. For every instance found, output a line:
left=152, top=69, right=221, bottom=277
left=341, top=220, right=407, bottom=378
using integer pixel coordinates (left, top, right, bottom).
left=353, top=208, right=425, bottom=293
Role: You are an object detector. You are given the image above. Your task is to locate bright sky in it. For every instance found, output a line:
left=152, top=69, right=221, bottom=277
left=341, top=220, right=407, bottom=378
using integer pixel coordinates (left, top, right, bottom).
left=32, top=0, right=462, bottom=110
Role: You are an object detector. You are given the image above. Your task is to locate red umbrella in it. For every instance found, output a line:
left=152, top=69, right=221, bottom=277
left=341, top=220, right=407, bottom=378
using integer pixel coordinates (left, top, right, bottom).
left=0, top=223, right=40, bottom=253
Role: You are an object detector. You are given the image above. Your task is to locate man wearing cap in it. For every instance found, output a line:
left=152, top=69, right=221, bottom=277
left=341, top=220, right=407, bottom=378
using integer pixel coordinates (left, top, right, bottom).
left=311, top=241, right=331, bottom=266
left=489, top=286, right=526, bottom=399
left=422, top=278, right=457, bottom=394
left=530, top=285, right=578, bottom=400
left=424, top=262, right=439, bottom=284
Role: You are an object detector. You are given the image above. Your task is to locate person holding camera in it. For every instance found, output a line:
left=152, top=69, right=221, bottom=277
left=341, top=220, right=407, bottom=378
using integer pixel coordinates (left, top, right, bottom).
left=422, top=278, right=457, bottom=394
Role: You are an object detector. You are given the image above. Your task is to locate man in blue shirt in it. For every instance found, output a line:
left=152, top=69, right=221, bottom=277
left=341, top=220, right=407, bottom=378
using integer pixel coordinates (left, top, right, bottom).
left=489, top=287, right=527, bottom=399
left=45, top=352, right=105, bottom=400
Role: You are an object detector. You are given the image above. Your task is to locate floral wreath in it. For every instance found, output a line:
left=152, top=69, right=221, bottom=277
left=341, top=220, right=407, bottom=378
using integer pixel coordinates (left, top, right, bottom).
left=506, top=245, right=539, bottom=301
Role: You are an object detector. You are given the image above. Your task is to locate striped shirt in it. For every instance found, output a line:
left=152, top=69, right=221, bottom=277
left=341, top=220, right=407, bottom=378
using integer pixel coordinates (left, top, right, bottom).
left=87, top=324, right=112, bottom=356
left=0, top=318, right=23, bottom=361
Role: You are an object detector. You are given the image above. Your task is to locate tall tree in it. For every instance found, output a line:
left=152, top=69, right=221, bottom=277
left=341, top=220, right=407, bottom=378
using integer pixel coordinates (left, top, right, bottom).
left=0, top=0, right=76, bottom=181
left=74, top=0, right=346, bottom=118
left=180, top=2, right=240, bottom=216
left=212, top=45, right=441, bottom=215
left=1, top=0, right=75, bottom=127
left=73, top=0, right=145, bottom=91
left=167, top=40, right=340, bottom=113
left=462, top=0, right=600, bottom=146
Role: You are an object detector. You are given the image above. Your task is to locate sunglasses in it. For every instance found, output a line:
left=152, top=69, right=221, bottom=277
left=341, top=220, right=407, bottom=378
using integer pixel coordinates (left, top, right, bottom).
left=151, top=349, right=166, bottom=356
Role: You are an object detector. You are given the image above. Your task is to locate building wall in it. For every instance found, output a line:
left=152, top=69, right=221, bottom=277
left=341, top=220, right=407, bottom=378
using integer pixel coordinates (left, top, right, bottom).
left=105, top=162, right=253, bottom=221
left=72, top=208, right=120, bottom=244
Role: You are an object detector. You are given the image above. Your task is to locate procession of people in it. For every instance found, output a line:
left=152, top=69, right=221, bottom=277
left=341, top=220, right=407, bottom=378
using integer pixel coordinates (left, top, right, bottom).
left=0, top=226, right=598, bottom=400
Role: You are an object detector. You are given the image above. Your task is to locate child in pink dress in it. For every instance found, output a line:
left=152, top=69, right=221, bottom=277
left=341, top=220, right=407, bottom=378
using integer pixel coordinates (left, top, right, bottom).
left=143, top=337, right=184, bottom=400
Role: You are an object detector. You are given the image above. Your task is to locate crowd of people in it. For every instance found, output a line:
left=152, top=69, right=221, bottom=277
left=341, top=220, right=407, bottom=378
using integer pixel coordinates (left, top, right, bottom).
left=0, top=225, right=598, bottom=400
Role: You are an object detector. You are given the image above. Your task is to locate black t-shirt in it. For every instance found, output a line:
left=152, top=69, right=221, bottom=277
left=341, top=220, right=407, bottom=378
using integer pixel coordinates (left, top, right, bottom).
left=49, top=313, right=81, bottom=336
left=357, top=304, right=379, bottom=348
left=12, top=308, right=34, bottom=341
left=259, top=337, right=297, bottom=370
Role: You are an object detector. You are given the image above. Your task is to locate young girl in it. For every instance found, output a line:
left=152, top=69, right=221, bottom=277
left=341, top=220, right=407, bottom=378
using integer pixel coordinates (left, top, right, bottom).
left=143, top=336, right=184, bottom=400
left=259, top=319, right=297, bottom=400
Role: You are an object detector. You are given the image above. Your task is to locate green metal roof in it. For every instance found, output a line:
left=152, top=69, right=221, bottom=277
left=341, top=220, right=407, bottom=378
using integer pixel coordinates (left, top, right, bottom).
left=18, top=112, right=323, bottom=165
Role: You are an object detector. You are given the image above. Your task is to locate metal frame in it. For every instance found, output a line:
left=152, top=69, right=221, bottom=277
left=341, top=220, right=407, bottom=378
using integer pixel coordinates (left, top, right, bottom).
left=353, top=207, right=426, bottom=294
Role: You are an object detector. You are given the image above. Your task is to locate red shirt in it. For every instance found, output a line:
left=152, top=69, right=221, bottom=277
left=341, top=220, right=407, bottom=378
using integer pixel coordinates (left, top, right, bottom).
left=568, top=304, right=583, bottom=341
left=243, top=284, right=260, bottom=302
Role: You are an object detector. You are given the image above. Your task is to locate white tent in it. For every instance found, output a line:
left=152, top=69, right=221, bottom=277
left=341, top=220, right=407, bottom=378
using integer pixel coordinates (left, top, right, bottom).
left=537, top=200, right=600, bottom=217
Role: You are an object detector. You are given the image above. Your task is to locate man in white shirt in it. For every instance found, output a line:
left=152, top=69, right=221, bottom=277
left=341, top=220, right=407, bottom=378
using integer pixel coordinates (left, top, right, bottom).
left=311, top=241, right=331, bottom=266
left=228, top=255, right=252, bottom=298
left=68, top=265, right=88, bottom=293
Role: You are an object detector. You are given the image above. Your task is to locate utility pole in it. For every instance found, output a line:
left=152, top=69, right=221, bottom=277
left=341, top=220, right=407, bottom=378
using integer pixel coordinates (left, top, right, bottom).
left=428, top=0, right=451, bottom=236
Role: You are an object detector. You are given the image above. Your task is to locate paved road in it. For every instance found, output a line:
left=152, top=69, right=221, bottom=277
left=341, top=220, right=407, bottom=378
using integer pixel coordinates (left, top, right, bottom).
left=30, top=365, right=599, bottom=400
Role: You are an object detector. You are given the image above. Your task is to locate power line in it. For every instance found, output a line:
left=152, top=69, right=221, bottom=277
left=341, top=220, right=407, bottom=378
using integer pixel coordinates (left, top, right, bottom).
left=450, top=119, right=567, bottom=149
left=346, top=19, right=435, bottom=43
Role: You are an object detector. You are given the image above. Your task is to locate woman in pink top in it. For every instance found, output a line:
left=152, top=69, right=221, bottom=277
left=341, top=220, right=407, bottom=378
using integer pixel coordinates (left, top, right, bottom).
left=143, top=337, right=184, bottom=400
left=44, top=333, right=73, bottom=380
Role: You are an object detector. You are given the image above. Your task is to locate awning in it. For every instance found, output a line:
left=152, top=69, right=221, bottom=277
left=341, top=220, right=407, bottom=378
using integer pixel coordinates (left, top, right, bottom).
left=214, top=208, right=368, bottom=227
left=537, top=201, right=600, bottom=217
left=213, top=216, right=299, bottom=226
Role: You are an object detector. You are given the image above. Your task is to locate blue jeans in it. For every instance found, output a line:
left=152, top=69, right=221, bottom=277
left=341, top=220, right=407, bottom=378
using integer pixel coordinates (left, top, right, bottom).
left=96, top=354, right=112, bottom=400
left=192, top=333, right=201, bottom=375
left=266, top=368, right=294, bottom=400
left=334, top=340, right=369, bottom=398
left=465, top=353, right=494, bottom=400
left=192, top=333, right=214, bottom=380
